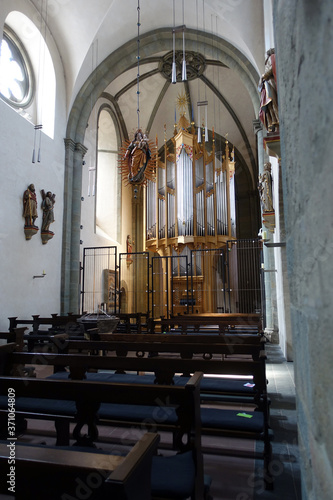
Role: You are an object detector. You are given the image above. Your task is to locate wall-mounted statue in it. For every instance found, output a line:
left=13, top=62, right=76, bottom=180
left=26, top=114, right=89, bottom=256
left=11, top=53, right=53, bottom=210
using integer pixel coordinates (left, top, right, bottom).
left=258, top=162, right=274, bottom=213
left=23, top=184, right=39, bottom=240
left=126, top=234, right=133, bottom=267
left=40, top=190, right=56, bottom=244
left=258, top=162, right=275, bottom=231
left=258, top=48, right=279, bottom=133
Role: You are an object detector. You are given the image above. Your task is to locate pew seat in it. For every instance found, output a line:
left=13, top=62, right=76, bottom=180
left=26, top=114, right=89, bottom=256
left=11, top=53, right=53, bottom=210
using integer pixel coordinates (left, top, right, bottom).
left=0, top=433, right=159, bottom=500
left=0, top=369, right=208, bottom=498
left=47, top=369, right=259, bottom=408
left=0, top=440, right=211, bottom=500
left=0, top=344, right=273, bottom=489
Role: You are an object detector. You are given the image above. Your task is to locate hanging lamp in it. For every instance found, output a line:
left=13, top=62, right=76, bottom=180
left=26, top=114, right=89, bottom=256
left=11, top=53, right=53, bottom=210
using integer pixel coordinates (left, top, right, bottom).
left=181, top=0, right=187, bottom=81
left=172, top=0, right=177, bottom=84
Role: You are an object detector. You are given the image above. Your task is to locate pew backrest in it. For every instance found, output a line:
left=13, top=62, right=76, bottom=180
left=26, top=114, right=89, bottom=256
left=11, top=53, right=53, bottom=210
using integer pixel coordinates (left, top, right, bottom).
left=0, top=433, right=160, bottom=500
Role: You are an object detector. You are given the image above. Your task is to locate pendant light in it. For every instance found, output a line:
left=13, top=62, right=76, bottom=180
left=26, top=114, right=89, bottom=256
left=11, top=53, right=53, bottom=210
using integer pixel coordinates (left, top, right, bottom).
left=172, top=0, right=177, bottom=84
left=181, top=0, right=187, bottom=81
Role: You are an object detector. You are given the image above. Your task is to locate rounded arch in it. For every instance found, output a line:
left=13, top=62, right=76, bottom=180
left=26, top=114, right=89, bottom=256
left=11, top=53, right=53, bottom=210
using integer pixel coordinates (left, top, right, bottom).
left=62, top=28, right=260, bottom=313
left=66, top=28, right=260, bottom=144
left=95, top=103, right=122, bottom=242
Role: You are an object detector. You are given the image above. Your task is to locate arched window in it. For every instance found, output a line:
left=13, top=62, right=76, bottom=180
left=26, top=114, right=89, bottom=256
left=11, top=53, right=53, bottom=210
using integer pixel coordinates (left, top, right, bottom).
left=1, top=12, right=56, bottom=138
left=96, top=107, right=121, bottom=241
left=0, top=26, right=33, bottom=107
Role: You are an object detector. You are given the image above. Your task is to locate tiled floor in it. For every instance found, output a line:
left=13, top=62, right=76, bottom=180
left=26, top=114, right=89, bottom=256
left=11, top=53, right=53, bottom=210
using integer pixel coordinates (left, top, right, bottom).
left=4, top=343, right=302, bottom=499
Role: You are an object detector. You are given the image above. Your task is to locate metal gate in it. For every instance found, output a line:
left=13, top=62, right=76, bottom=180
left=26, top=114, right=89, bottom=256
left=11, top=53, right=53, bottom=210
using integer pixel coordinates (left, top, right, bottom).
left=189, top=248, right=226, bottom=314
left=226, top=239, right=263, bottom=314
left=151, top=255, right=189, bottom=319
left=81, top=240, right=262, bottom=318
left=118, top=252, right=150, bottom=316
left=81, top=246, right=117, bottom=314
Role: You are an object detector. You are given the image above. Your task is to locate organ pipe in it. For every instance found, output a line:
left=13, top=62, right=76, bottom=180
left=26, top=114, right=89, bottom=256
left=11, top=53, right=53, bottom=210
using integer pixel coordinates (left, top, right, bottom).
left=145, top=113, right=235, bottom=253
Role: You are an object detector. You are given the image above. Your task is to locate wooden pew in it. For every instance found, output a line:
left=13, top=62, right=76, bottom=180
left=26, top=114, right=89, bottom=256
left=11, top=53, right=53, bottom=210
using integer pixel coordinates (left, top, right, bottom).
left=0, top=328, right=27, bottom=351
left=8, top=313, right=82, bottom=333
left=83, top=331, right=265, bottom=357
left=148, top=312, right=263, bottom=334
left=0, top=433, right=159, bottom=500
left=53, top=333, right=267, bottom=406
left=116, top=312, right=149, bottom=334
left=148, top=313, right=262, bottom=334
left=0, top=347, right=207, bottom=498
left=0, top=343, right=273, bottom=489
left=8, top=314, right=84, bottom=350
left=6, top=344, right=269, bottom=414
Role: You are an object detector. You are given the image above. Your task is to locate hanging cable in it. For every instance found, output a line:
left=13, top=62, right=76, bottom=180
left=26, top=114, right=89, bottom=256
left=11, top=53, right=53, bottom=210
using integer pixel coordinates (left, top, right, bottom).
left=137, top=0, right=141, bottom=129
left=172, top=0, right=177, bottom=84
left=32, top=0, right=47, bottom=163
left=196, top=0, right=201, bottom=142
left=203, top=0, right=208, bottom=142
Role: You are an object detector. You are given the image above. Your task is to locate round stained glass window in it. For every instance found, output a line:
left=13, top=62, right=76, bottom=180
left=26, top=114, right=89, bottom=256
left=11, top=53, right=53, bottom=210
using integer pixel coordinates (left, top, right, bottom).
left=0, top=28, right=33, bottom=107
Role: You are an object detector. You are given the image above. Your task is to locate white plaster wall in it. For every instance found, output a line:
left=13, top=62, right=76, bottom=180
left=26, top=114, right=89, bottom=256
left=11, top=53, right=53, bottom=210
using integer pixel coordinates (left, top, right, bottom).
left=0, top=4, right=67, bottom=331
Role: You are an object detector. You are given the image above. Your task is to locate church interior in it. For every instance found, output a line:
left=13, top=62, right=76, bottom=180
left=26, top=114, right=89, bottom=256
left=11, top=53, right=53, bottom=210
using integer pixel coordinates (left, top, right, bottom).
left=0, top=1, right=332, bottom=499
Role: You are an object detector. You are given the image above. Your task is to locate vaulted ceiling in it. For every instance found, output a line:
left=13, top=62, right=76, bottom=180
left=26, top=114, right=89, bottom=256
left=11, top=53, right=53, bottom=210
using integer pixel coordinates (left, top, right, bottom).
left=28, top=0, right=266, bottom=233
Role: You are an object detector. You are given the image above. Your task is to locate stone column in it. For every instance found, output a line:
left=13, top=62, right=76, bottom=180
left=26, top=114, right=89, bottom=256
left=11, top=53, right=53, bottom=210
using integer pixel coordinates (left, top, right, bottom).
left=61, top=139, right=87, bottom=315
left=253, top=119, right=278, bottom=341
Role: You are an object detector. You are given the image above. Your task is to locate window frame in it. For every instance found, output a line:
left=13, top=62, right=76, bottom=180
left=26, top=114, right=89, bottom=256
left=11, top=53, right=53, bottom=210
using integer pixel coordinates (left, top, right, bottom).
left=0, top=25, right=34, bottom=108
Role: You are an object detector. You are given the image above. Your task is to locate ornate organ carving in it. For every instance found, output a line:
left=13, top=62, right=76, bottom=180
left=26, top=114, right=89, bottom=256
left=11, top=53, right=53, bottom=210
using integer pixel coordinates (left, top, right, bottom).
left=145, top=114, right=236, bottom=255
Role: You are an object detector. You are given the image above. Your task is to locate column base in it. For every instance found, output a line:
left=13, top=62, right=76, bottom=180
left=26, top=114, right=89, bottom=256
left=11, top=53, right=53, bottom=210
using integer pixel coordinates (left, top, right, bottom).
left=264, top=327, right=279, bottom=344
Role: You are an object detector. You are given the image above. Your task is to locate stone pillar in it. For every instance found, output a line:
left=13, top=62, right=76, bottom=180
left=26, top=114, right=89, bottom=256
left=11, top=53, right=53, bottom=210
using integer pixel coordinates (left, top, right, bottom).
left=253, top=119, right=279, bottom=342
left=61, top=139, right=87, bottom=315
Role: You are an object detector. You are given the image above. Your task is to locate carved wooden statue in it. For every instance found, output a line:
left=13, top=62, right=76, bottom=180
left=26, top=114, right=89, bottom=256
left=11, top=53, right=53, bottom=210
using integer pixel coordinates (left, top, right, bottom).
left=41, top=189, right=56, bottom=244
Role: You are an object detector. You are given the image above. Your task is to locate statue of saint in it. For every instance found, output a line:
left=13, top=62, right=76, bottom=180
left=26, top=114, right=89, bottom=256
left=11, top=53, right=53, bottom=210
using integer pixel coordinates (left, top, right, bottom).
left=41, top=190, right=56, bottom=232
left=126, top=234, right=133, bottom=267
left=258, top=48, right=279, bottom=132
left=23, top=184, right=38, bottom=227
left=258, top=162, right=274, bottom=213
left=124, top=129, right=151, bottom=183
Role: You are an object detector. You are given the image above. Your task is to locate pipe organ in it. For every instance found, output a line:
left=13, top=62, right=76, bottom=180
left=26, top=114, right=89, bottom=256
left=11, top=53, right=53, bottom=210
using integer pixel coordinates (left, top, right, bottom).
left=145, top=113, right=236, bottom=315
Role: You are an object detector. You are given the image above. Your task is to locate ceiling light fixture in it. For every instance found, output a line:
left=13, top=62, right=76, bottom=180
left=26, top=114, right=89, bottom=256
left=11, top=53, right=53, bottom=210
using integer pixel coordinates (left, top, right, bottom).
left=172, top=0, right=177, bottom=84
left=182, top=0, right=187, bottom=81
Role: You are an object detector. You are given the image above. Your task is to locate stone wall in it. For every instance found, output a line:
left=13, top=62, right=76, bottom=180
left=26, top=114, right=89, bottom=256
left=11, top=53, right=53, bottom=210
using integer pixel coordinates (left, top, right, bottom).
left=273, top=2, right=333, bottom=499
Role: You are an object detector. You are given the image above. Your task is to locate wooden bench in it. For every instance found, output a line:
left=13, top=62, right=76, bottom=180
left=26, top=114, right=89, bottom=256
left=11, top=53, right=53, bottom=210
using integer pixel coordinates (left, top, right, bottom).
left=148, top=313, right=263, bottom=334
left=84, top=331, right=266, bottom=356
left=54, top=332, right=267, bottom=405
left=0, top=342, right=273, bottom=489
left=8, top=314, right=84, bottom=350
left=0, top=433, right=159, bottom=500
left=0, top=364, right=205, bottom=500
left=0, top=328, right=27, bottom=351
left=116, top=312, right=149, bottom=334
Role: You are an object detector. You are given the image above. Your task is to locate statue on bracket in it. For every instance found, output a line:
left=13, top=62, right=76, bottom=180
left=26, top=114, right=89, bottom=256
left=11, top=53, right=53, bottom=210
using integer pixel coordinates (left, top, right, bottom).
left=258, top=162, right=275, bottom=231
left=40, top=190, right=56, bottom=244
left=23, top=184, right=39, bottom=240
left=258, top=48, right=279, bottom=133
left=126, top=234, right=133, bottom=268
